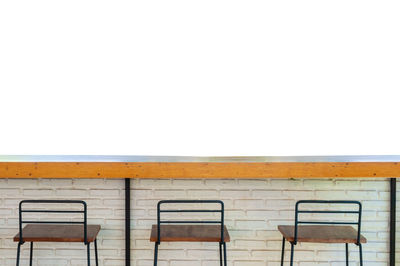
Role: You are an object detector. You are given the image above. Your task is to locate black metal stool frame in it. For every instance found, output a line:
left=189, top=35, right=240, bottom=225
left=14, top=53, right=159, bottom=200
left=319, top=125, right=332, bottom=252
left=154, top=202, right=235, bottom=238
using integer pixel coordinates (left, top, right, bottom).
left=281, top=200, right=363, bottom=266
left=154, top=200, right=227, bottom=266
left=16, top=200, right=98, bottom=266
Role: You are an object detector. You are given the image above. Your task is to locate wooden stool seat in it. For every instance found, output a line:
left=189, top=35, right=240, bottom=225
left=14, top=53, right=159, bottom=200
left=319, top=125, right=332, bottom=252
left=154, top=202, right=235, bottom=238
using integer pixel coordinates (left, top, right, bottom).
left=279, top=201, right=365, bottom=265
left=150, top=224, right=230, bottom=242
left=278, top=225, right=367, bottom=244
left=14, top=224, right=101, bottom=243
left=15, top=200, right=100, bottom=266
left=152, top=200, right=228, bottom=266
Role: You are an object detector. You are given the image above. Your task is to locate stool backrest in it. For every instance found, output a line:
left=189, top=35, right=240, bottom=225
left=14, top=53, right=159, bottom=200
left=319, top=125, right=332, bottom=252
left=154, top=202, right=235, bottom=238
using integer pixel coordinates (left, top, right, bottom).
left=294, top=200, right=362, bottom=244
left=156, top=200, right=225, bottom=243
left=18, top=200, right=88, bottom=244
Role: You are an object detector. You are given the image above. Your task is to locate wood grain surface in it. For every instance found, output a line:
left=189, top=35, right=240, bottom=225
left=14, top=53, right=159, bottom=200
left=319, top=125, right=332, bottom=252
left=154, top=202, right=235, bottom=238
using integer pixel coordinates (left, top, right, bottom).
left=0, top=162, right=399, bottom=178
left=14, top=224, right=101, bottom=242
left=150, top=224, right=230, bottom=242
left=278, top=225, right=367, bottom=243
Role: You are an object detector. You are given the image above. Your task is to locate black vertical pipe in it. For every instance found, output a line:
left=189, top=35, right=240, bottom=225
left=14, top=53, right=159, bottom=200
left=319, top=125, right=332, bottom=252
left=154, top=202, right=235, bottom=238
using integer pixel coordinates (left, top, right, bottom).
left=125, top=178, right=131, bottom=266
left=390, top=178, right=396, bottom=266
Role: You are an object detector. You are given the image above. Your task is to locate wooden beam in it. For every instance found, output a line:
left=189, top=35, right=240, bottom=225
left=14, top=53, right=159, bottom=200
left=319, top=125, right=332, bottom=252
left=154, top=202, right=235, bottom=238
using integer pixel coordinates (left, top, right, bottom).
left=0, top=162, right=399, bottom=178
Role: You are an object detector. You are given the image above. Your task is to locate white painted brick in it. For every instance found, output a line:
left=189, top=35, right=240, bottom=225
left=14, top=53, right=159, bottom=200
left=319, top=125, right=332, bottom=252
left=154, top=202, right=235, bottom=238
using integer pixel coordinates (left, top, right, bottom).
left=138, top=179, right=172, bottom=188
left=282, top=190, right=315, bottom=199
left=233, top=261, right=265, bottom=266
left=252, top=190, right=284, bottom=199
left=379, top=191, right=390, bottom=200
left=221, top=190, right=251, bottom=198
left=73, top=179, right=106, bottom=187
left=271, top=179, right=305, bottom=190
left=266, top=199, right=295, bottom=209
left=347, top=190, right=380, bottom=200
left=334, top=180, right=360, bottom=188
left=315, top=190, right=347, bottom=199
left=205, top=179, right=237, bottom=187
left=0, top=177, right=393, bottom=265
left=132, top=189, right=153, bottom=198
left=172, top=179, right=204, bottom=187
left=137, top=260, right=168, bottom=266
left=247, top=210, right=280, bottom=219
left=104, top=259, right=132, bottom=266
left=153, top=189, right=186, bottom=198
left=237, top=179, right=268, bottom=187
left=303, top=179, right=335, bottom=189
left=157, top=248, right=186, bottom=258
left=0, top=189, right=20, bottom=196
left=90, top=189, right=120, bottom=197
left=186, top=189, right=219, bottom=198
left=235, top=240, right=266, bottom=248
left=235, top=220, right=267, bottom=230
left=39, top=178, right=73, bottom=187
left=56, top=189, right=88, bottom=197
left=234, top=199, right=265, bottom=209
left=360, top=180, right=389, bottom=190
left=7, top=179, right=38, bottom=187
left=23, top=189, right=55, bottom=196
left=0, top=209, right=13, bottom=215
left=170, top=260, right=201, bottom=266
left=37, top=258, right=69, bottom=265
left=202, top=260, right=225, bottom=266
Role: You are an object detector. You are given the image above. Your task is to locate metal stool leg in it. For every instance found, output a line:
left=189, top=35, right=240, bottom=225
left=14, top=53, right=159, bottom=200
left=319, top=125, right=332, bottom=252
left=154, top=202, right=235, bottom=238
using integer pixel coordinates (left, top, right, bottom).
left=281, top=237, right=285, bottom=266
left=154, top=242, right=159, bottom=266
left=87, top=243, right=91, bottom=266
left=290, top=243, right=294, bottom=266
left=223, top=242, right=227, bottom=266
left=16, top=242, right=22, bottom=266
left=345, top=243, right=349, bottom=266
left=359, top=244, right=363, bottom=266
left=94, top=239, right=99, bottom=266
left=30, top=242, right=33, bottom=266
left=219, top=242, right=223, bottom=266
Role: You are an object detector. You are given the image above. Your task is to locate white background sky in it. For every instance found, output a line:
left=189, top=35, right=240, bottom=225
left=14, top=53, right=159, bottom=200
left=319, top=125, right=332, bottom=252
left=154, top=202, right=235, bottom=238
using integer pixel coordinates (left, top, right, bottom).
left=0, top=0, right=399, bottom=156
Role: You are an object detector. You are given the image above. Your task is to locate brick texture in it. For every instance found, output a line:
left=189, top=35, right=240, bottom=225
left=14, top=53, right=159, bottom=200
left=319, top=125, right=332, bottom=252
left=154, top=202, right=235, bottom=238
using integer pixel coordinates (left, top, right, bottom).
left=0, top=178, right=397, bottom=265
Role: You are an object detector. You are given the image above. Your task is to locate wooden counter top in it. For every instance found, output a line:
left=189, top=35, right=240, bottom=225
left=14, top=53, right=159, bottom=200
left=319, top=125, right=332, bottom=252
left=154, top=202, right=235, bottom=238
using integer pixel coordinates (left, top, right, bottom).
left=0, top=155, right=399, bottom=178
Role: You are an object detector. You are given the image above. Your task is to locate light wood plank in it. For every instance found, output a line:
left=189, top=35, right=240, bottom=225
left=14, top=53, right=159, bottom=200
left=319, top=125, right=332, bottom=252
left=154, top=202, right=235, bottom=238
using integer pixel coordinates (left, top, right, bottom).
left=0, top=161, right=399, bottom=178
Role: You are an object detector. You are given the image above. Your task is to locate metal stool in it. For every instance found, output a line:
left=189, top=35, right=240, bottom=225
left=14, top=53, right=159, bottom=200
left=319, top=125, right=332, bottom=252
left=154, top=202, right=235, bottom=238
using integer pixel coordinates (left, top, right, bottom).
left=14, top=200, right=101, bottom=266
left=150, top=200, right=230, bottom=266
left=278, top=200, right=367, bottom=266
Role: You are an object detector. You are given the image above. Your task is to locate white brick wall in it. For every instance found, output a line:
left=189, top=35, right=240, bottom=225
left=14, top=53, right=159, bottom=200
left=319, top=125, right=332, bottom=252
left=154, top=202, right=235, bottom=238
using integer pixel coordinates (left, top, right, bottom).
left=0, top=178, right=397, bottom=265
